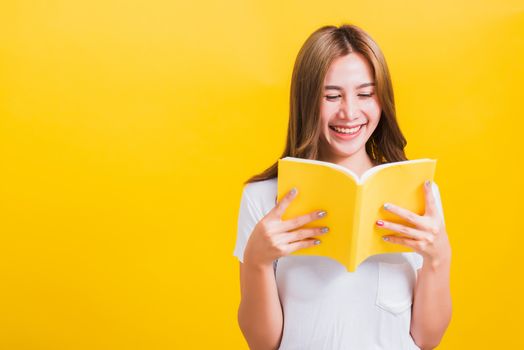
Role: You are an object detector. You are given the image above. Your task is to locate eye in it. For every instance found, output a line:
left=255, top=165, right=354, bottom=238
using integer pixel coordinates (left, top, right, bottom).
left=325, top=95, right=341, bottom=101
left=358, top=93, right=374, bottom=98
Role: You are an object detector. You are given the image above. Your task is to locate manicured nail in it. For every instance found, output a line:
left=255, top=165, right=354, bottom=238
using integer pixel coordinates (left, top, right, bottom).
left=317, top=210, right=327, bottom=217
left=425, top=180, right=431, bottom=187
left=383, top=203, right=391, bottom=210
left=290, top=187, right=297, bottom=196
left=376, top=220, right=384, bottom=226
left=383, top=236, right=389, bottom=241
left=321, top=227, right=329, bottom=233
left=314, top=240, right=321, bottom=245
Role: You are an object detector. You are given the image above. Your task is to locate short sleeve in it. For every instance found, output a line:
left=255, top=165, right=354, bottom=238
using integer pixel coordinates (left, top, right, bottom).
left=233, top=185, right=263, bottom=263
left=407, top=181, right=446, bottom=271
left=404, top=252, right=424, bottom=272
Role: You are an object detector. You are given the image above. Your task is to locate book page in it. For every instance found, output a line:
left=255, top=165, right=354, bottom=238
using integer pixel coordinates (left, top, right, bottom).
left=360, top=158, right=433, bottom=184
left=281, top=157, right=434, bottom=185
left=281, top=157, right=360, bottom=183
left=278, top=159, right=358, bottom=268
left=355, top=159, right=437, bottom=267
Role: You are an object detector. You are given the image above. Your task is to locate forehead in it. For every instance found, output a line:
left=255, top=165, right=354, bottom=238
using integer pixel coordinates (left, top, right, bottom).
left=324, top=53, right=374, bottom=86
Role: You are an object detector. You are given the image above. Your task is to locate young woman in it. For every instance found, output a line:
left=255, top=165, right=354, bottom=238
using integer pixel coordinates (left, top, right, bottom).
left=233, top=24, right=452, bottom=350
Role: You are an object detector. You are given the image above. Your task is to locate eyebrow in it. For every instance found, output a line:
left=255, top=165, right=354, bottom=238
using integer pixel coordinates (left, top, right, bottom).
left=324, top=82, right=375, bottom=90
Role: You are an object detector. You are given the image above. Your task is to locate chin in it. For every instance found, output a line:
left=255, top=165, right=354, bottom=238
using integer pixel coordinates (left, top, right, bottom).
left=332, top=144, right=366, bottom=158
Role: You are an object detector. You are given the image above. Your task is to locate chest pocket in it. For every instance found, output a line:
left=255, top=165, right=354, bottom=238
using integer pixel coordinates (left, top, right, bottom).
left=376, top=261, right=415, bottom=315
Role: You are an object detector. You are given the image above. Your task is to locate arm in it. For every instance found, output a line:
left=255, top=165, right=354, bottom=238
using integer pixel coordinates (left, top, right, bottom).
left=235, top=187, right=328, bottom=350
left=376, top=180, right=452, bottom=349
left=410, top=257, right=452, bottom=349
left=238, top=262, right=283, bottom=350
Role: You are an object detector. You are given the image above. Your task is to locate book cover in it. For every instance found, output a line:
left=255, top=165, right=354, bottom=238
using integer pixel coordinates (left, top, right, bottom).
left=277, top=157, right=437, bottom=272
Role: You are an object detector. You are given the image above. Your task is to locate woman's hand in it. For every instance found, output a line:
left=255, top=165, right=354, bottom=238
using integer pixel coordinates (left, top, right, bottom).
left=243, top=188, right=329, bottom=268
left=376, top=180, right=451, bottom=268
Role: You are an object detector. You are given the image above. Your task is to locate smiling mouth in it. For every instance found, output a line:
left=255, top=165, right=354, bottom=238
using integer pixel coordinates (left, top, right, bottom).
left=329, top=124, right=366, bottom=135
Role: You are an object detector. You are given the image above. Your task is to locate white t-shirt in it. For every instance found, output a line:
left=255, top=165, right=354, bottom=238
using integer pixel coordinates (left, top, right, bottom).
left=233, top=177, right=445, bottom=350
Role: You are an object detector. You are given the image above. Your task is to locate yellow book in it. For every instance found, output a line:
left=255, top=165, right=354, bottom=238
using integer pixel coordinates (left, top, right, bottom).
left=277, top=157, right=437, bottom=272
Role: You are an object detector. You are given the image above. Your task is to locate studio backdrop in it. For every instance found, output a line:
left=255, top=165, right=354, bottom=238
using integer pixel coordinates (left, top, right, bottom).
left=1, top=1, right=523, bottom=349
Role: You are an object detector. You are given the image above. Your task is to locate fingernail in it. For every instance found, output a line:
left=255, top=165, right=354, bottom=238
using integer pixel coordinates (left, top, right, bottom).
left=317, top=210, right=327, bottom=217
left=290, top=187, right=297, bottom=196
left=314, top=240, right=321, bottom=245
left=321, top=227, right=329, bottom=233
left=425, top=180, right=431, bottom=187
left=383, top=203, right=391, bottom=210
left=376, top=220, right=384, bottom=226
left=383, top=236, right=389, bottom=241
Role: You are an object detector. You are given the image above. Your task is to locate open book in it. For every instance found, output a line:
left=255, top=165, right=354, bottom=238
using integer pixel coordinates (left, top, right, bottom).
left=277, top=157, right=437, bottom=272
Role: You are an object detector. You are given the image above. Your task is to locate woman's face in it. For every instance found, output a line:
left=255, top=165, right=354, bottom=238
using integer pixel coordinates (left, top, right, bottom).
left=319, top=52, right=381, bottom=163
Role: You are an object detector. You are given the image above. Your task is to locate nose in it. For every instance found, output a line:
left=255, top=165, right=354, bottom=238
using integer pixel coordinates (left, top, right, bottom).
left=337, top=97, right=358, bottom=120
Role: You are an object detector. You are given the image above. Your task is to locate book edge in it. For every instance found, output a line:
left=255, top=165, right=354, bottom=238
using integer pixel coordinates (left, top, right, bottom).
left=281, top=157, right=359, bottom=183
left=281, top=157, right=436, bottom=185
left=360, top=158, right=436, bottom=183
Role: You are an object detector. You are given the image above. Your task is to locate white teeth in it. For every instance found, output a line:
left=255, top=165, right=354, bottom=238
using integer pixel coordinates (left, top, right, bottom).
left=331, top=125, right=362, bottom=134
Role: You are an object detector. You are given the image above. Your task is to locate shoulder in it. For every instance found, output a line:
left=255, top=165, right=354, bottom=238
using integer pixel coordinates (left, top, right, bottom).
left=242, top=177, right=277, bottom=197
left=241, top=178, right=278, bottom=216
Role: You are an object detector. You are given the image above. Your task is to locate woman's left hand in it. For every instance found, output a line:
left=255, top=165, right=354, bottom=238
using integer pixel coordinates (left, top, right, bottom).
left=376, top=180, right=451, bottom=268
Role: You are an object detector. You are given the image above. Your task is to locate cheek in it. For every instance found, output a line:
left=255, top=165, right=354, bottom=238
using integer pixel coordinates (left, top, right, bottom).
left=362, top=99, right=381, bottom=116
left=363, top=101, right=382, bottom=122
left=319, top=103, right=336, bottom=123
left=320, top=104, right=331, bottom=125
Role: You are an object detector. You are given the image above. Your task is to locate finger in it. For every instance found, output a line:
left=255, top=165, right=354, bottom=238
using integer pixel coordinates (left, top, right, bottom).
left=382, top=235, right=419, bottom=250
left=280, top=209, right=327, bottom=232
left=383, top=202, right=423, bottom=226
left=376, top=220, right=433, bottom=241
left=282, top=226, right=329, bottom=244
left=272, top=187, right=299, bottom=218
left=286, top=238, right=321, bottom=253
left=380, top=205, right=439, bottom=234
left=424, top=180, right=438, bottom=217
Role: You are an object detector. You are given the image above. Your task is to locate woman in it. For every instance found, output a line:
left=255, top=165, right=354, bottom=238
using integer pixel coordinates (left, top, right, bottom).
left=233, top=24, right=452, bottom=350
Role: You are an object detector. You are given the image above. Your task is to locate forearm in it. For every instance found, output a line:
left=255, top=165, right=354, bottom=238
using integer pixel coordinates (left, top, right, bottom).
left=410, top=258, right=452, bottom=349
left=238, top=263, right=283, bottom=350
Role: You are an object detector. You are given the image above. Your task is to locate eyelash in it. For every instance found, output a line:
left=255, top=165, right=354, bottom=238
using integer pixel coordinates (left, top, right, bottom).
left=325, top=93, right=374, bottom=101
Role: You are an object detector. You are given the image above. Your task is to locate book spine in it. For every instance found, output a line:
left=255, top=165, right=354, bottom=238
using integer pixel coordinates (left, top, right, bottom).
left=349, top=185, right=362, bottom=271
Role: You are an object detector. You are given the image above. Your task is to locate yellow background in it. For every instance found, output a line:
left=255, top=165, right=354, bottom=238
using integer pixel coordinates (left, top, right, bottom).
left=1, top=1, right=523, bottom=349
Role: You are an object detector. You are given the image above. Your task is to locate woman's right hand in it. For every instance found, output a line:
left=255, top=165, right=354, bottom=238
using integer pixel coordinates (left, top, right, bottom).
left=243, top=187, right=329, bottom=268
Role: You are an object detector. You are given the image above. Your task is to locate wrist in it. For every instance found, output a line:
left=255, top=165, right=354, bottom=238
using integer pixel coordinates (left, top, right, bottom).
left=422, top=254, right=451, bottom=272
left=243, top=258, right=274, bottom=272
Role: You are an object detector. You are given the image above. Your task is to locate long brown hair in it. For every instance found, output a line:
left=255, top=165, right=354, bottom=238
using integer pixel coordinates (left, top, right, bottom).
left=245, top=24, right=407, bottom=184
